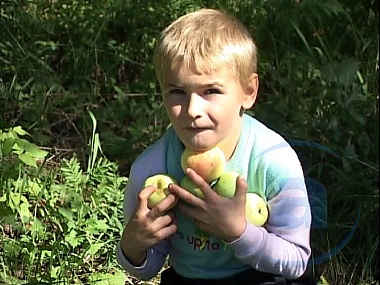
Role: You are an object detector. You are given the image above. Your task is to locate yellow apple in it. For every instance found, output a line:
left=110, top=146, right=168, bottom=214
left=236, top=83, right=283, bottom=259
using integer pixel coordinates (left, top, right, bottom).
left=180, top=147, right=226, bottom=183
left=246, top=193, right=268, bottom=227
left=144, top=174, right=178, bottom=209
left=180, top=176, right=204, bottom=199
left=212, top=171, right=240, bottom=198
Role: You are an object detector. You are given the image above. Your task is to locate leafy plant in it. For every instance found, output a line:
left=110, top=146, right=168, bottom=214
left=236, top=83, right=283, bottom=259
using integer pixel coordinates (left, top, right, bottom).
left=0, top=0, right=378, bottom=284
left=0, top=115, right=129, bottom=284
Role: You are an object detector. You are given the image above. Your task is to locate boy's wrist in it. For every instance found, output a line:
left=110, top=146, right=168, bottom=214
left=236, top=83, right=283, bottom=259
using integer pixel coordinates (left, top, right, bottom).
left=120, top=241, right=147, bottom=266
left=223, top=220, right=247, bottom=242
left=120, top=229, right=148, bottom=266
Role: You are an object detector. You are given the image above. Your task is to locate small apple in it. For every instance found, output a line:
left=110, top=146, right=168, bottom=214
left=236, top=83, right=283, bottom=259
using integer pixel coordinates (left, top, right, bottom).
left=246, top=193, right=268, bottom=227
left=144, top=174, right=177, bottom=209
left=213, top=171, right=268, bottom=226
left=180, top=176, right=204, bottom=199
left=212, top=171, right=240, bottom=198
left=180, top=147, right=226, bottom=183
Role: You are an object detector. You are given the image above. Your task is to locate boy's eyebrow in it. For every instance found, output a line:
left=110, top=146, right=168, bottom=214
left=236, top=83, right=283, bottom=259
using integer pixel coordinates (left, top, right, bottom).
left=165, top=83, right=182, bottom=88
left=164, top=81, right=224, bottom=88
left=203, top=81, right=224, bottom=87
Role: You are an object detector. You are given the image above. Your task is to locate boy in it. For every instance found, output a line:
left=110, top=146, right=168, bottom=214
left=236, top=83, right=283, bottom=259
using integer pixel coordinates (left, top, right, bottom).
left=117, top=8, right=315, bottom=285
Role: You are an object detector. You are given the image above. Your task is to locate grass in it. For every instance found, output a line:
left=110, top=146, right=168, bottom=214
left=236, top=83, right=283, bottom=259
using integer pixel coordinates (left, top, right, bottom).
left=0, top=0, right=378, bottom=284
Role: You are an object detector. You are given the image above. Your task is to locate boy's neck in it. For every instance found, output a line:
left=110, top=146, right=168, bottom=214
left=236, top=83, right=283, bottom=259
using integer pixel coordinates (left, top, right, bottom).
left=217, top=116, right=243, bottom=161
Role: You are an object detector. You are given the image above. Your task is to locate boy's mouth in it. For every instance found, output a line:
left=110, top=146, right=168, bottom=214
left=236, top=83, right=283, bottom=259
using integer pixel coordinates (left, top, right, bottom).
left=185, top=122, right=212, bottom=129
left=184, top=126, right=208, bottom=131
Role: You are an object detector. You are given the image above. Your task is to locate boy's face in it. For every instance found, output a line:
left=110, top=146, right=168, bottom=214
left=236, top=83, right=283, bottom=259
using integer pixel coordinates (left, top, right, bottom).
left=161, top=65, right=258, bottom=153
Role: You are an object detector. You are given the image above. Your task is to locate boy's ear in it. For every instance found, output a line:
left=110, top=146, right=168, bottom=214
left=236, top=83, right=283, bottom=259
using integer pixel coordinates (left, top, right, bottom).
left=242, top=73, right=259, bottom=110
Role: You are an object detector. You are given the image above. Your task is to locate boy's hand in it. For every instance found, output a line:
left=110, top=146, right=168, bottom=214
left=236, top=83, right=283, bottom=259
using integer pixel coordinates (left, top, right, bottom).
left=169, top=168, right=248, bottom=242
left=120, top=185, right=177, bottom=266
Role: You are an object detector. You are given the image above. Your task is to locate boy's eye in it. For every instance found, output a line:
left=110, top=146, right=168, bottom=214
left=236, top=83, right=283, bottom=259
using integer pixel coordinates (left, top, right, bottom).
left=204, top=88, right=221, bottom=95
left=168, top=89, right=186, bottom=95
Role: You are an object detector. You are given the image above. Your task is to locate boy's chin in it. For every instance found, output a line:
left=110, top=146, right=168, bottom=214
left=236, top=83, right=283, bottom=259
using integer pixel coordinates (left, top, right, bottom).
left=178, top=133, right=218, bottom=151
left=182, top=140, right=219, bottom=152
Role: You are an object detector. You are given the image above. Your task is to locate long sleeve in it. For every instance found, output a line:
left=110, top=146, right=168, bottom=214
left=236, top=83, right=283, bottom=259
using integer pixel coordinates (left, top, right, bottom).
left=116, top=132, right=172, bottom=280
left=228, top=183, right=311, bottom=279
left=115, top=174, right=169, bottom=280
left=225, top=115, right=312, bottom=279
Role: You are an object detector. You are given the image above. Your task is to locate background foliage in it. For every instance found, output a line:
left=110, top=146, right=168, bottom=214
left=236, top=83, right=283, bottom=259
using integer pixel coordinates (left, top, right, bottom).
left=0, top=0, right=378, bottom=284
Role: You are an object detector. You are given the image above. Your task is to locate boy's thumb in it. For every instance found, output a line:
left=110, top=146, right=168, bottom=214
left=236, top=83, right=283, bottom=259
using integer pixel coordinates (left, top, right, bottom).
left=235, top=175, right=248, bottom=197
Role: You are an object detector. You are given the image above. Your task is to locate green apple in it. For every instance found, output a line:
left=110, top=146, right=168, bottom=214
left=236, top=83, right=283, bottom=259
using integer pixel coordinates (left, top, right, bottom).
left=213, top=171, right=269, bottom=227
left=181, top=147, right=226, bottom=183
left=180, top=176, right=204, bottom=199
left=212, top=171, right=240, bottom=198
left=144, top=174, right=177, bottom=209
left=246, top=193, right=268, bottom=227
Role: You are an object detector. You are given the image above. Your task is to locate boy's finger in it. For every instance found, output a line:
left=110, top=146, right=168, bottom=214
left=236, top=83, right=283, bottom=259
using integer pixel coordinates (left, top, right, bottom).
left=234, top=175, right=248, bottom=199
left=138, top=185, right=157, bottom=208
left=151, top=194, right=177, bottom=215
left=185, top=168, right=215, bottom=198
left=169, top=183, right=203, bottom=207
left=148, top=198, right=177, bottom=222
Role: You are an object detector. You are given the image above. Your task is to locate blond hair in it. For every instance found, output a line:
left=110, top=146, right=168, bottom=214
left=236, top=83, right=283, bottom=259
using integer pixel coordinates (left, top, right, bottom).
left=153, top=9, right=257, bottom=87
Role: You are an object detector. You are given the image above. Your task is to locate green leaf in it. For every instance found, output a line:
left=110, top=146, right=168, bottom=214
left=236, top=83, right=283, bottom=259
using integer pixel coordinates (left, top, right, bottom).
left=51, top=266, right=60, bottom=279
left=2, top=138, right=15, bottom=156
left=321, top=59, right=359, bottom=87
left=113, top=85, right=125, bottom=97
left=28, top=180, right=42, bottom=196
left=2, top=239, right=22, bottom=257
left=0, top=194, right=6, bottom=202
left=58, top=208, right=74, bottom=221
left=348, top=108, right=366, bottom=125
left=15, top=138, right=48, bottom=158
left=30, top=218, right=45, bottom=237
left=86, top=242, right=105, bottom=256
left=86, top=218, right=109, bottom=234
left=94, top=219, right=109, bottom=231
left=65, top=230, right=82, bottom=248
left=337, top=59, right=359, bottom=86
left=89, top=271, right=127, bottom=285
left=19, top=153, right=37, bottom=167
left=9, top=192, right=21, bottom=210
left=12, top=126, right=30, bottom=136
left=19, top=202, right=32, bottom=222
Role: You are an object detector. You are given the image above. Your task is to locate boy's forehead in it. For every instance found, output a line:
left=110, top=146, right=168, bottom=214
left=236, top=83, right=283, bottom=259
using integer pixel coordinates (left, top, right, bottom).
left=170, top=59, right=216, bottom=74
left=162, top=64, right=235, bottom=85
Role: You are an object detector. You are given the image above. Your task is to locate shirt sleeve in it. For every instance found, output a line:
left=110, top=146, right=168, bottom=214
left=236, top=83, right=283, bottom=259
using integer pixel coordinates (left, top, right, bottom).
left=116, top=239, right=169, bottom=280
left=116, top=139, right=171, bottom=280
left=228, top=147, right=312, bottom=279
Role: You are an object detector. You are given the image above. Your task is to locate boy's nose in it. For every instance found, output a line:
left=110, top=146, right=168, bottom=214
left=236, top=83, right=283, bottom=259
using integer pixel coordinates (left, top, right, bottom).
left=186, top=93, right=204, bottom=119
